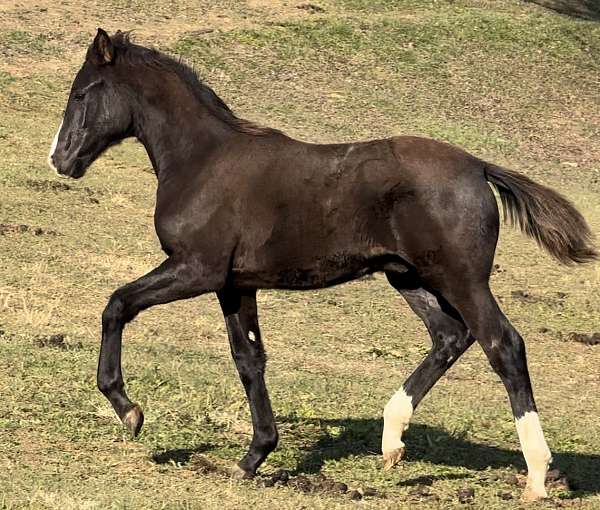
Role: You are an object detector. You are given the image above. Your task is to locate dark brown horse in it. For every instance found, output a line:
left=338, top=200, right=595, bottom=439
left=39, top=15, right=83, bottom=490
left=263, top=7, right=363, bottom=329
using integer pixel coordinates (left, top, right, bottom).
left=49, top=29, right=596, bottom=502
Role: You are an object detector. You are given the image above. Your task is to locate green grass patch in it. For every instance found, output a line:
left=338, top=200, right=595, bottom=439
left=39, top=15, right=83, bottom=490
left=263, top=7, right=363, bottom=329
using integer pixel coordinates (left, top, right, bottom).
left=1, top=1, right=600, bottom=508
left=0, top=29, right=60, bottom=58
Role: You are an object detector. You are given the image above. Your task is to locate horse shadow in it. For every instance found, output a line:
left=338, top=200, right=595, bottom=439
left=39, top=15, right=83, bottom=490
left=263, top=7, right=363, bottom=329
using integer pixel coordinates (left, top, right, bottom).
left=151, top=443, right=216, bottom=465
left=152, top=416, right=600, bottom=496
left=284, top=416, right=600, bottom=495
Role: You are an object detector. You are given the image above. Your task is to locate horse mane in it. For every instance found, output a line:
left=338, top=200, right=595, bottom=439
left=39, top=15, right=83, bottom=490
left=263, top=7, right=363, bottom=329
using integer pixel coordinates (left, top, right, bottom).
left=103, top=32, right=281, bottom=137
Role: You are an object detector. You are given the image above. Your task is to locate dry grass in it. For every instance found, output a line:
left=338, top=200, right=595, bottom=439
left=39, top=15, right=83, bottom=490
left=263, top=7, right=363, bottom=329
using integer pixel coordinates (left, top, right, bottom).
left=0, top=1, right=599, bottom=508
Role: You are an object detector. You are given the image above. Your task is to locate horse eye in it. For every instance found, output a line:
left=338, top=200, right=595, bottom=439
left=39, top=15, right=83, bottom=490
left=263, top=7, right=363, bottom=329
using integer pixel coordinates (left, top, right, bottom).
left=74, top=91, right=85, bottom=101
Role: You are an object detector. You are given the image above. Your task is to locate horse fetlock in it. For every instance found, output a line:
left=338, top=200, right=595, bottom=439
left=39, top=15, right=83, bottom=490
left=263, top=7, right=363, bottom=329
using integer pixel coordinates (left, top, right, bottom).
left=97, top=375, right=123, bottom=396
left=521, top=462, right=550, bottom=503
left=256, top=424, right=279, bottom=450
left=381, top=387, right=412, bottom=470
left=122, top=404, right=144, bottom=437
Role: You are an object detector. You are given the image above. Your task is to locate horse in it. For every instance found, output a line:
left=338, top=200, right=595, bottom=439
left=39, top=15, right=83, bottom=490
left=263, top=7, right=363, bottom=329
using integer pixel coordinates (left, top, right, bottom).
left=48, top=29, right=597, bottom=502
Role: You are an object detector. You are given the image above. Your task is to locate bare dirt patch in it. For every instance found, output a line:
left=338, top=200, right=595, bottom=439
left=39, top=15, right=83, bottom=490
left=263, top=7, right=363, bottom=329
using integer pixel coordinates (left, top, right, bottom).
left=0, top=223, right=58, bottom=236
left=567, top=332, right=600, bottom=346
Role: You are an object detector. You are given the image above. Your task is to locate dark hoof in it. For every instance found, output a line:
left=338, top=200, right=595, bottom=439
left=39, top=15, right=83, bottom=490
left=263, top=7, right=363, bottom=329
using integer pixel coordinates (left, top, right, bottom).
left=123, top=404, right=144, bottom=436
left=231, top=464, right=254, bottom=480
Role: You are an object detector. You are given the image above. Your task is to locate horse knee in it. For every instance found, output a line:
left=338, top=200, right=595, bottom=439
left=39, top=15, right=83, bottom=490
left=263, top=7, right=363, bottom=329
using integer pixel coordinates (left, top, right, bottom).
left=428, top=315, right=470, bottom=362
left=483, top=326, right=527, bottom=377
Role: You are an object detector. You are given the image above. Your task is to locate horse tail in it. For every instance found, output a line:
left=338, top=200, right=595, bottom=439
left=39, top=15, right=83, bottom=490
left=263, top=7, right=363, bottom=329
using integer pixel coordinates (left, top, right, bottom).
left=484, top=163, right=597, bottom=265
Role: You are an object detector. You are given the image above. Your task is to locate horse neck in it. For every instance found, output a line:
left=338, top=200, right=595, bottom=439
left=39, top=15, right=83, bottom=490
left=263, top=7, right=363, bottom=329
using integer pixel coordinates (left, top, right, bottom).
left=129, top=77, right=235, bottom=182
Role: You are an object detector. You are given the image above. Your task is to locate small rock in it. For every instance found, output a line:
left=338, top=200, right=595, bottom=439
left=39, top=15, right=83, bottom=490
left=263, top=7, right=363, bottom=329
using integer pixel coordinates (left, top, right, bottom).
left=409, top=485, right=431, bottom=498
left=363, top=487, right=377, bottom=497
left=189, top=454, right=219, bottom=474
left=271, top=469, right=290, bottom=484
left=296, top=3, right=325, bottom=13
left=546, top=469, right=561, bottom=482
left=333, top=482, right=348, bottom=494
left=35, top=333, right=67, bottom=349
left=48, top=334, right=65, bottom=346
left=26, top=179, right=71, bottom=192
left=260, top=478, right=275, bottom=488
left=514, top=473, right=528, bottom=488
left=567, top=332, right=600, bottom=345
left=497, top=491, right=513, bottom=500
left=316, top=477, right=336, bottom=492
left=348, top=490, right=362, bottom=501
left=457, top=487, right=475, bottom=504
left=505, top=474, right=520, bottom=486
left=288, top=475, right=312, bottom=493
left=0, top=224, right=28, bottom=234
left=185, top=28, right=215, bottom=37
left=559, top=477, right=571, bottom=490
left=538, top=327, right=550, bottom=334
left=549, top=476, right=571, bottom=491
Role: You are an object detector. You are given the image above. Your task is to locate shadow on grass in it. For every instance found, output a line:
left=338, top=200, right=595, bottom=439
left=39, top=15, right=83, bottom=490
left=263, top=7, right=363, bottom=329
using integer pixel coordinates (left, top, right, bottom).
left=279, top=416, right=600, bottom=496
left=527, top=0, right=600, bottom=21
left=152, top=443, right=215, bottom=465
left=149, top=417, right=600, bottom=496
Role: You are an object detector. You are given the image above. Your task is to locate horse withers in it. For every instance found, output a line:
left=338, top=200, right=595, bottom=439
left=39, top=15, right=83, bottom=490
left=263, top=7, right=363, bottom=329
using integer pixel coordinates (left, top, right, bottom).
left=48, top=29, right=597, bottom=502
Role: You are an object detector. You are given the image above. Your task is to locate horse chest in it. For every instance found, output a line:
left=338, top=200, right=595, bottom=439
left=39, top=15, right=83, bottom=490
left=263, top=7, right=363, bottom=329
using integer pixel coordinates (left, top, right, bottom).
left=154, top=193, right=236, bottom=256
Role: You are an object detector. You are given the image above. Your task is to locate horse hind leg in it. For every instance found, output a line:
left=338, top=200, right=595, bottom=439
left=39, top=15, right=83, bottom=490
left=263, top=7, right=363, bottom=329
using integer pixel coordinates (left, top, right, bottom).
left=382, top=271, right=475, bottom=468
left=442, top=282, right=552, bottom=502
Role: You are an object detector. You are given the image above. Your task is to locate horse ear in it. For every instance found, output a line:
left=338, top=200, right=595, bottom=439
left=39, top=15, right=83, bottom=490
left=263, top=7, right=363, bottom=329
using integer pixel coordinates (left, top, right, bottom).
left=92, top=28, right=114, bottom=65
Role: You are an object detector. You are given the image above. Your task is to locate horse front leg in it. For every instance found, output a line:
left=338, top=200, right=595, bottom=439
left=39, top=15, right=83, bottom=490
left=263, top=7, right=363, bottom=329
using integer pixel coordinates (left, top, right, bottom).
left=218, top=288, right=278, bottom=478
left=98, top=257, right=221, bottom=435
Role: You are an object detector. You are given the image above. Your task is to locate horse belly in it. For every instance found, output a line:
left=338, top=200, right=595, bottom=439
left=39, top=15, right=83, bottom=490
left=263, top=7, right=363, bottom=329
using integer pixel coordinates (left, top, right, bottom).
left=231, top=246, right=408, bottom=290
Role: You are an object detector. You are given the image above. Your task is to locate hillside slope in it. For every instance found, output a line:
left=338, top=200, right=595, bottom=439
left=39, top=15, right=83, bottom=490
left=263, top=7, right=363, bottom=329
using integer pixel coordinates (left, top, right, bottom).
left=0, top=1, right=599, bottom=508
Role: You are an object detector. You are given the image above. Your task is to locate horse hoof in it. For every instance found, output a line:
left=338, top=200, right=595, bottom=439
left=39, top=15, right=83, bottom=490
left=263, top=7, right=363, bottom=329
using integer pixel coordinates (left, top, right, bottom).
left=521, top=486, right=548, bottom=503
left=123, top=404, right=144, bottom=437
left=383, top=447, right=405, bottom=470
left=231, top=465, right=254, bottom=480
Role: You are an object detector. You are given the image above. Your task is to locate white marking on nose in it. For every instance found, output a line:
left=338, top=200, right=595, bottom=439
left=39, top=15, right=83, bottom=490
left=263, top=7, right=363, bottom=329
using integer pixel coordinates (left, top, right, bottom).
left=248, top=331, right=256, bottom=342
left=48, top=120, right=63, bottom=174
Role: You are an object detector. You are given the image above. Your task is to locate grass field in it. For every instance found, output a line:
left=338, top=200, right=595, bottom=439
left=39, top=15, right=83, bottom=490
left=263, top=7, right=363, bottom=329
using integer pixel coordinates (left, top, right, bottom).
left=1, top=0, right=600, bottom=508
